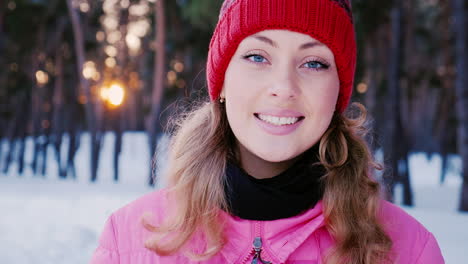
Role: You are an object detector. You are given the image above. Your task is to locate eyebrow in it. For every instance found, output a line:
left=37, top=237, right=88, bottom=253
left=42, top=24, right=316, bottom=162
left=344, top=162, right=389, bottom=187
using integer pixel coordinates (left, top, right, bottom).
left=251, top=35, right=278, bottom=48
left=299, top=41, right=325, bottom=50
left=250, top=34, right=325, bottom=50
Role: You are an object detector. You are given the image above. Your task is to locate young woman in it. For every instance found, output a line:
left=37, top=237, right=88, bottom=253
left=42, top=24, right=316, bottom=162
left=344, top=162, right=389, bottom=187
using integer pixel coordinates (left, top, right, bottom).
left=90, top=0, right=444, bottom=263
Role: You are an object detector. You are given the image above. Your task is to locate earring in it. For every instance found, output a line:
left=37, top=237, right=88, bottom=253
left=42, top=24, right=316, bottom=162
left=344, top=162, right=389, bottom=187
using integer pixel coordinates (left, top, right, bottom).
left=219, top=97, right=225, bottom=103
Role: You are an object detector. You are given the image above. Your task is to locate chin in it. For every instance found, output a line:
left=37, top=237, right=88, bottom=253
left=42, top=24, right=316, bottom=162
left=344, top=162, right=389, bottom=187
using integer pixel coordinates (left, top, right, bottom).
left=253, top=147, right=304, bottom=163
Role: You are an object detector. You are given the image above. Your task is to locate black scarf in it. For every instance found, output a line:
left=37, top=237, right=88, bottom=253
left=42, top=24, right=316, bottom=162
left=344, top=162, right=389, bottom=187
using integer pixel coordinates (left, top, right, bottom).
left=224, top=145, right=326, bottom=220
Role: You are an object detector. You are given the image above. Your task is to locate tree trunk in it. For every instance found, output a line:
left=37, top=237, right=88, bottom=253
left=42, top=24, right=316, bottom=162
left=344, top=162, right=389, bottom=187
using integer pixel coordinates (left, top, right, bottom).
left=397, top=0, right=414, bottom=206
left=383, top=0, right=403, bottom=202
left=1, top=58, right=31, bottom=174
left=2, top=123, right=16, bottom=174
left=66, top=113, right=79, bottom=179
left=452, top=0, right=468, bottom=212
left=398, top=133, right=413, bottom=206
left=17, top=93, right=30, bottom=176
left=113, top=114, right=123, bottom=182
left=3, top=139, right=16, bottom=174
left=0, top=3, right=4, bottom=34
left=146, top=0, right=166, bottom=186
left=53, top=43, right=67, bottom=178
left=30, top=44, right=43, bottom=176
left=363, top=37, right=378, bottom=117
left=0, top=2, right=6, bottom=144
left=40, top=136, right=49, bottom=176
left=2, top=93, right=27, bottom=174
left=66, top=0, right=101, bottom=182
left=436, top=0, right=456, bottom=184
left=17, top=137, right=26, bottom=175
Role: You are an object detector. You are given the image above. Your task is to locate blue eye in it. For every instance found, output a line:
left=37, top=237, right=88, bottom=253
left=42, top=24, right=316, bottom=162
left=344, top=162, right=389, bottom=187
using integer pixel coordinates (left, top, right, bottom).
left=304, top=60, right=329, bottom=70
left=244, top=54, right=267, bottom=63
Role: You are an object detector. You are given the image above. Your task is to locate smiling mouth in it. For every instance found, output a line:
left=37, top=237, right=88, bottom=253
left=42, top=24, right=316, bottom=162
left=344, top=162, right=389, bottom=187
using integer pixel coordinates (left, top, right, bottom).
left=254, top=113, right=305, bottom=126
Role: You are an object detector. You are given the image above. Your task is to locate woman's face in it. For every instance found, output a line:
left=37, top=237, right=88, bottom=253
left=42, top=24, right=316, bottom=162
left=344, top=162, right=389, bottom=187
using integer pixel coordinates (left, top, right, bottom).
left=221, top=30, right=339, bottom=176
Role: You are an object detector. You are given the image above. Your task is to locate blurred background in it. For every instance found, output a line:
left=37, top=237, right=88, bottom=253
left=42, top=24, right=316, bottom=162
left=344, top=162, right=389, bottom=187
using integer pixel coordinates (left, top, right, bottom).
left=0, top=0, right=467, bottom=263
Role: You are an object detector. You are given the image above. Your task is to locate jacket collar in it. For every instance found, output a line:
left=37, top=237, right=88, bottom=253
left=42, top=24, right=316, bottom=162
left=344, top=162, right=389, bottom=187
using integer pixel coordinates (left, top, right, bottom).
left=219, top=200, right=326, bottom=263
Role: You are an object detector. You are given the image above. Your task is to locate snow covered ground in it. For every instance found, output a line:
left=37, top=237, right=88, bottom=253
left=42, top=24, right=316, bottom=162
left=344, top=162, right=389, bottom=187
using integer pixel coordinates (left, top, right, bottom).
left=0, top=133, right=466, bottom=263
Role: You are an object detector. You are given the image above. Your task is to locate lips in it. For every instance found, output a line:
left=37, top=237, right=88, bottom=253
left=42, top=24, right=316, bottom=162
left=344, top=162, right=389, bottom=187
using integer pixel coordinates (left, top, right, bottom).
left=254, top=109, right=305, bottom=125
left=253, top=110, right=305, bottom=136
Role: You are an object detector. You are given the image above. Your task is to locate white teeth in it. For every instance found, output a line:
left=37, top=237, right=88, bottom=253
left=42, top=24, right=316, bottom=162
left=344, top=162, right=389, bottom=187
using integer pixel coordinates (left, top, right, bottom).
left=258, top=114, right=299, bottom=126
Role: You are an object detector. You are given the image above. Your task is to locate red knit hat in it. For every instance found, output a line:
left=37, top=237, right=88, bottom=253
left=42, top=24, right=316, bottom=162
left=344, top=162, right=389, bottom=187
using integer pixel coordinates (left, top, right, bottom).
left=206, top=0, right=356, bottom=113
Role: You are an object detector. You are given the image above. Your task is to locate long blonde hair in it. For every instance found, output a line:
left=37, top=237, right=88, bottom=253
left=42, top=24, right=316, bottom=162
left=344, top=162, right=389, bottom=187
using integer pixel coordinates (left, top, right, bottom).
left=142, top=100, right=393, bottom=263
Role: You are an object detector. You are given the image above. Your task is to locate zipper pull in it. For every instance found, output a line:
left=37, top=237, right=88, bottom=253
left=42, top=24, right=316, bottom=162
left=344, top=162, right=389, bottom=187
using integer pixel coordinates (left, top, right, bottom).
left=251, top=237, right=272, bottom=264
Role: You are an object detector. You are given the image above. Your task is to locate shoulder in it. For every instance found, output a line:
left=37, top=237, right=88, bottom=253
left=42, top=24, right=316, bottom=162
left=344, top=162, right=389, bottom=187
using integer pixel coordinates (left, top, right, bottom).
left=112, top=188, right=169, bottom=225
left=91, top=188, right=203, bottom=263
left=97, top=188, right=170, bottom=254
left=378, top=200, right=425, bottom=231
left=378, top=200, right=444, bottom=263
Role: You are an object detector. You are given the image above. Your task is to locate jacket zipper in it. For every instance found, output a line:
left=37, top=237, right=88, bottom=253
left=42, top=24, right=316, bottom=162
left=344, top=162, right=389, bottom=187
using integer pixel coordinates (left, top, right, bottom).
left=240, top=222, right=273, bottom=264
left=251, top=237, right=272, bottom=264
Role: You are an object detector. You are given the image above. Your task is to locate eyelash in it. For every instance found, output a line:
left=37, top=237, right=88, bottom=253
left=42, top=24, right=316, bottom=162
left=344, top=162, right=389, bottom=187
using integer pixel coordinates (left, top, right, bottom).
left=242, top=53, right=330, bottom=71
left=302, top=59, right=330, bottom=71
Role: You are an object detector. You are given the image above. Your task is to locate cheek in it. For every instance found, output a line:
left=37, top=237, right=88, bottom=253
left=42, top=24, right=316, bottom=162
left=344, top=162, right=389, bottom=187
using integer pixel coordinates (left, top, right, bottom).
left=223, top=65, right=252, bottom=132
left=225, top=62, right=264, bottom=92
left=300, top=75, right=339, bottom=138
left=303, top=74, right=340, bottom=112
left=223, top=63, right=263, bottom=116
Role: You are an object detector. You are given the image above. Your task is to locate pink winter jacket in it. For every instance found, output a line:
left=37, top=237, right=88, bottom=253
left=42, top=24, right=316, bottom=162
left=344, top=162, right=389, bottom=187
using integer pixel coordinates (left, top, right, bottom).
left=90, top=189, right=445, bottom=264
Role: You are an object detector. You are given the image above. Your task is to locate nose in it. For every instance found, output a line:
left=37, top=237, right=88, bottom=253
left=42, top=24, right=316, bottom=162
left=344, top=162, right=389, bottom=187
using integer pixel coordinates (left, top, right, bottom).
left=268, top=68, right=300, bottom=100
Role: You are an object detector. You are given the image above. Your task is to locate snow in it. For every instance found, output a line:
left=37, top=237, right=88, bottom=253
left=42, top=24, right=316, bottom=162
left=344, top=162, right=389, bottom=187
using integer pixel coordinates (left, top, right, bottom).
left=0, top=132, right=466, bottom=263
left=403, top=204, right=468, bottom=264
